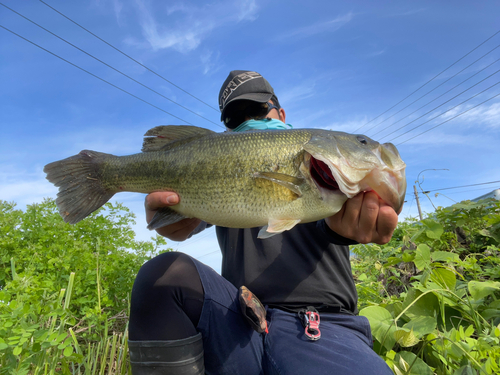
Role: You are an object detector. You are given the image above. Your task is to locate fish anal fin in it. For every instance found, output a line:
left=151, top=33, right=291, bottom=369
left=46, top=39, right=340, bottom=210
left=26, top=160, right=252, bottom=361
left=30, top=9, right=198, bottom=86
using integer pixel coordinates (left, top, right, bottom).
left=253, top=172, right=304, bottom=197
left=142, top=125, right=215, bottom=152
left=257, top=218, right=301, bottom=239
left=147, top=206, right=189, bottom=230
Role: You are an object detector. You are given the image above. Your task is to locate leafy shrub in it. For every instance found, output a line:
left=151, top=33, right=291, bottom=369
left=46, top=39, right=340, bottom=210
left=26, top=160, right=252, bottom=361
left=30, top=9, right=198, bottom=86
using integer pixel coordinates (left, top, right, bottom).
left=353, top=199, right=500, bottom=374
left=2, top=197, right=499, bottom=374
left=0, top=199, right=170, bottom=374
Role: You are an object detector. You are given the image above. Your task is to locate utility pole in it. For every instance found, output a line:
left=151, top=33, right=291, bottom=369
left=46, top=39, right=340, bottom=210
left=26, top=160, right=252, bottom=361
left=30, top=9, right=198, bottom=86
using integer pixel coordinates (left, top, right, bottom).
left=414, top=185, right=423, bottom=220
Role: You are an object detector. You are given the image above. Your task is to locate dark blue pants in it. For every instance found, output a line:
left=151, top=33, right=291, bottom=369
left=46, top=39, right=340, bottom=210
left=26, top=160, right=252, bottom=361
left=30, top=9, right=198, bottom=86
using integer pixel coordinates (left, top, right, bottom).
left=192, top=257, right=392, bottom=375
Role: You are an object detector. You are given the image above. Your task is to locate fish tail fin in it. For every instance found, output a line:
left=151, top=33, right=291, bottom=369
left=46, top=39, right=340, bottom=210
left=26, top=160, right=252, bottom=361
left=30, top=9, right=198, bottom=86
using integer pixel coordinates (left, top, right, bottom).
left=43, top=150, right=116, bottom=224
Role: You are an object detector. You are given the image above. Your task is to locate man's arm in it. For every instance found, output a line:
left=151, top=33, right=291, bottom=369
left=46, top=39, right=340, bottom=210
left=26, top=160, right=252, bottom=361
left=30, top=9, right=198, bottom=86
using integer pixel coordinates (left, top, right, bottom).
left=145, top=192, right=201, bottom=241
left=325, top=191, right=400, bottom=245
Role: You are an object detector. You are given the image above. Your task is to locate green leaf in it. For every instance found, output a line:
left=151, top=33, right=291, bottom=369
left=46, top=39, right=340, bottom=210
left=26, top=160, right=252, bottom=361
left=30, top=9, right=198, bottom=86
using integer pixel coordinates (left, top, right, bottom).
left=394, top=351, right=433, bottom=375
left=464, top=325, right=474, bottom=337
left=422, top=219, right=444, bottom=239
left=468, top=280, right=500, bottom=301
left=431, top=251, right=460, bottom=263
left=358, top=273, right=367, bottom=281
left=453, top=364, right=475, bottom=375
left=430, top=268, right=456, bottom=290
left=402, top=252, right=414, bottom=263
left=63, top=345, right=74, bottom=357
left=56, top=333, right=67, bottom=343
left=402, top=288, right=439, bottom=318
left=359, top=306, right=396, bottom=350
left=414, top=244, right=431, bottom=271
left=403, top=315, right=437, bottom=338
left=479, top=228, right=500, bottom=242
left=394, top=328, right=419, bottom=347
left=481, top=309, right=500, bottom=320
left=385, top=257, right=402, bottom=267
left=13, top=345, right=22, bottom=356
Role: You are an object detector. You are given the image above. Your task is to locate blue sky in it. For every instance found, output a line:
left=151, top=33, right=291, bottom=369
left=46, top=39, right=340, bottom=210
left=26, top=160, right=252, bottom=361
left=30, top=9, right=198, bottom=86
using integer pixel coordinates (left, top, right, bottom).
left=1, top=0, right=499, bottom=273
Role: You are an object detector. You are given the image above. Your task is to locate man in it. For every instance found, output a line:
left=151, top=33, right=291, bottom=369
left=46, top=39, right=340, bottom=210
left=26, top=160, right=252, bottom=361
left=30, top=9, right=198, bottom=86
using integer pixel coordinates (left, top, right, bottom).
left=128, top=70, right=398, bottom=374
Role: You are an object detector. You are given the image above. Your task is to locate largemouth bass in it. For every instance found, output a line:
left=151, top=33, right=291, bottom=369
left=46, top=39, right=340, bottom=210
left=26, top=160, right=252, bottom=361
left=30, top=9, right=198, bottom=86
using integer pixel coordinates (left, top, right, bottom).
left=44, top=125, right=406, bottom=238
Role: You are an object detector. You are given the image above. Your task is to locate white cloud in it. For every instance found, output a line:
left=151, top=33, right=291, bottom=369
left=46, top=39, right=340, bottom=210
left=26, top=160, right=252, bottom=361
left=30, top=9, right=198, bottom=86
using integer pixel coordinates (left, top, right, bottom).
left=130, top=0, right=209, bottom=53
left=275, top=13, right=353, bottom=41
left=164, top=2, right=194, bottom=15
left=384, top=8, right=427, bottom=17
left=125, top=0, right=259, bottom=53
left=238, top=0, right=259, bottom=21
left=112, top=0, right=124, bottom=23
left=278, top=81, right=317, bottom=107
left=443, top=101, right=500, bottom=128
left=47, top=126, right=144, bottom=156
left=0, top=170, right=56, bottom=209
left=325, top=118, right=372, bottom=134
left=365, top=48, right=386, bottom=58
left=389, top=129, right=485, bottom=147
left=200, top=50, right=222, bottom=75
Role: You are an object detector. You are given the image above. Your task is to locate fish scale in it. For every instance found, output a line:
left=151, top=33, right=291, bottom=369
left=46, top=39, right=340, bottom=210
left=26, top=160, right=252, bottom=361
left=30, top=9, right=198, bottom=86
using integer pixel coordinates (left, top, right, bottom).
left=44, top=125, right=406, bottom=238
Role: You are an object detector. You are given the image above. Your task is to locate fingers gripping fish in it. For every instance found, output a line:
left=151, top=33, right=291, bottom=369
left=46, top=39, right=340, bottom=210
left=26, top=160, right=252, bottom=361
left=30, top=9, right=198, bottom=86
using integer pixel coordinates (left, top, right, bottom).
left=44, top=126, right=406, bottom=239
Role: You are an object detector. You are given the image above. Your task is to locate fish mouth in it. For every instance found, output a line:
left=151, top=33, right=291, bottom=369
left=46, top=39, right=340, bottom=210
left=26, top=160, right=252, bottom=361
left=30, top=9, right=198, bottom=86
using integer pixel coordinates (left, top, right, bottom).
left=308, top=154, right=405, bottom=213
left=310, top=157, right=341, bottom=191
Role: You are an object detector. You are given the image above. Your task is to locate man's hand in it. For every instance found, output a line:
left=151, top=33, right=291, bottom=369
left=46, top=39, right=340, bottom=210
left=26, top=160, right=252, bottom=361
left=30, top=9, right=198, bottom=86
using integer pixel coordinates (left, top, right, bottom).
left=145, top=192, right=202, bottom=242
left=325, top=191, right=400, bottom=245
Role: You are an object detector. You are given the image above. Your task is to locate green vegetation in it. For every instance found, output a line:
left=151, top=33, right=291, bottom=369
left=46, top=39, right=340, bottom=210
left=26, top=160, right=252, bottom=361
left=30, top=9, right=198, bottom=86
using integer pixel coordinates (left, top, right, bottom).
left=0, top=199, right=170, bottom=374
left=354, top=199, right=500, bottom=374
left=1, top=197, right=499, bottom=374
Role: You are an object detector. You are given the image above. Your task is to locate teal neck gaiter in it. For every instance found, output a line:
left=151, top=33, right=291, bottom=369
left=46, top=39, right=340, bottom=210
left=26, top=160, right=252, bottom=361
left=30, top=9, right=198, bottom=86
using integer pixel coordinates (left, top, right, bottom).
left=232, top=118, right=293, bottom=132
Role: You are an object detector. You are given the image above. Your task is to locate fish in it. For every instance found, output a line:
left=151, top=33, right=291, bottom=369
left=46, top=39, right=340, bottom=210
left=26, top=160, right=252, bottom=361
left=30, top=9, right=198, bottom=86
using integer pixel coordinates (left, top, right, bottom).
left=44, top=125, right=406, bottom=239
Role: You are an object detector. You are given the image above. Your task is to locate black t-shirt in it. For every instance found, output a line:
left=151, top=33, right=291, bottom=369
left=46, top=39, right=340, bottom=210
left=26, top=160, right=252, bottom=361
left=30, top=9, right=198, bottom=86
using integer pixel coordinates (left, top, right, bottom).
left=215, top=220, right=359, bottom=314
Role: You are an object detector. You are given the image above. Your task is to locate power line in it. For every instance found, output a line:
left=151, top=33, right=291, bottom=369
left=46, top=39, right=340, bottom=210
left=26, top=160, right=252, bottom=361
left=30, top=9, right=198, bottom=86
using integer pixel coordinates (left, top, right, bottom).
left=354, top=28, right=500, bottom=133
left=1, top=3, right=223, bottom=129
left=413, top=186, right=498, bottom=196
left=176, top=229, right=216, bottom=250
left=395, top=90, right=500, bottom=145
left=388, top=79, right=500, bottom=143
left=196, top=249, right=220, bottom=260
left=0, top=24, right=195, bottom=124
left=39, top=0, right=219, bottom=112
left=403, top=197, right=415, bottom=218
left=379, top=69, right=500, bottom=141
left=369, top=47, right=500, bottom=137
left=418, top=180, right=500, bottom=193
left=373, top=57, right=500, bottom=139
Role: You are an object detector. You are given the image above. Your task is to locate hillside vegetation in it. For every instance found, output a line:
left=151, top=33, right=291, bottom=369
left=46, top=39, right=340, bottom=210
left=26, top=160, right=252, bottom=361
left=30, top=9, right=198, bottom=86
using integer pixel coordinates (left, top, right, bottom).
left=0, top=199, right=169, bottom=374
left=354, top=199, right=500, bottom=374
left=1, top=198, right=499, bottom=374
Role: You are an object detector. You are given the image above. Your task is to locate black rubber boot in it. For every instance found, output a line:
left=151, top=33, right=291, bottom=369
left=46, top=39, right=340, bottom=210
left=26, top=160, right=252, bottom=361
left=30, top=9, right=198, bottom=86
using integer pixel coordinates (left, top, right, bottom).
left=129, top=333, right=205, bottom=375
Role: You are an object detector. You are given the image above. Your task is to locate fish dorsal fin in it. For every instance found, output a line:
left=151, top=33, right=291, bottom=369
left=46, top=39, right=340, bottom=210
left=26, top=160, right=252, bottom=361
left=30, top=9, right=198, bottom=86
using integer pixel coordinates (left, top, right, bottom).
left=142, top=125, right=216, bottom=152
left=253, top=172, right=304, bottom=197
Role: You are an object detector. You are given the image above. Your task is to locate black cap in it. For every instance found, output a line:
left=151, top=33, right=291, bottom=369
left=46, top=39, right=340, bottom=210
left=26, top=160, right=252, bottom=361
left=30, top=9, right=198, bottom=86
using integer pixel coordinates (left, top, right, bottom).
left=218, top=70, right=275, bottom=121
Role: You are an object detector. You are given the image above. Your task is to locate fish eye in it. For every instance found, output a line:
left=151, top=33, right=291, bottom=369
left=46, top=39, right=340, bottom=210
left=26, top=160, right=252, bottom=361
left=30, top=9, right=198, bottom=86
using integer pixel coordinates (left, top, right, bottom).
left=356, top=136, right=368, bottom=145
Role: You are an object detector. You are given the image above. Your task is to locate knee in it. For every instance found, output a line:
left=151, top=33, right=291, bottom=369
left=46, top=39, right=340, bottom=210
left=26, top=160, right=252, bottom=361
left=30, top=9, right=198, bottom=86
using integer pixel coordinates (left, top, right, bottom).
left=133, top=252, right=197, bottom=292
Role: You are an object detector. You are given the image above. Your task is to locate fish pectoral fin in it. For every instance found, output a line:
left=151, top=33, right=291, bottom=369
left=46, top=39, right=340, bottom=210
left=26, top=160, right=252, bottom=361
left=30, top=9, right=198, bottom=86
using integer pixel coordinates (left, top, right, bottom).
left=257, top=218, right=302, bottom=239
left=253, top=172, right=304, bottom=197
left=142, top=125, right=215, bottom=152
left=147, top=206, right=188, bottom=230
